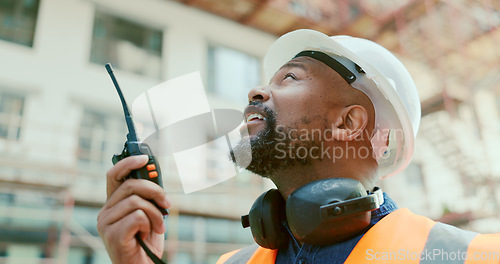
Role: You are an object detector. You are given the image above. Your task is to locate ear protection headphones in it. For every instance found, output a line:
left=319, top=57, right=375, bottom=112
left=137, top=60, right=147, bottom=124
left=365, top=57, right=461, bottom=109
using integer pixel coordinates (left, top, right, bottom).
left=241, top=178, right=384, bottom=249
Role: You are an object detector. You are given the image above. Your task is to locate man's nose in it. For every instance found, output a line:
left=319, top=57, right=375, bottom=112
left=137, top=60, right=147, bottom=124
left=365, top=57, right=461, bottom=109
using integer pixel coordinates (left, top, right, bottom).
left=247, top=85, right=270, bottom=103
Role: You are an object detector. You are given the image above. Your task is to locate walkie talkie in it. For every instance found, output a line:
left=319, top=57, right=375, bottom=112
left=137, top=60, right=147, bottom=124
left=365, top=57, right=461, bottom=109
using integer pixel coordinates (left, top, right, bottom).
left=105, top=63, right=168, bottom=216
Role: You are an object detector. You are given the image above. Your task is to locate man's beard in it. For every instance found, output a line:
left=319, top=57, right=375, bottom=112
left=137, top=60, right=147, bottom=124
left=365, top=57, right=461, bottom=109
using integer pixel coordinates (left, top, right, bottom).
left=229, top=102, right=318, bottom=178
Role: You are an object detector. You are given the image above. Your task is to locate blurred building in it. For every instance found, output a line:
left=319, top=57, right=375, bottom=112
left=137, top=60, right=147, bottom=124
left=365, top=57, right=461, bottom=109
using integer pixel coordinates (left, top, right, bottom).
left=0, top=0, right=275, bottom=263
left=0, top=0, right=499, bottom=263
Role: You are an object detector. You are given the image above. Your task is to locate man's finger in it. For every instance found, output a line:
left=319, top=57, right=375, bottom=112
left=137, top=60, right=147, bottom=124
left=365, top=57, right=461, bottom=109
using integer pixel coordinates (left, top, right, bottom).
left=105, top=179, right=171, bottom=211
left=106, top=155, right=149, bottom=198
left=100, top=194, right=166, bottom=235
left=102, top=209, right=152, bottom=252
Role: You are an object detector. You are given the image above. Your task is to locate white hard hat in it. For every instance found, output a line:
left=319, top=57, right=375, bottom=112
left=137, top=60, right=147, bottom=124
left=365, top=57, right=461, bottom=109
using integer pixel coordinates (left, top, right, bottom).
left=263, top=29, right=421, bottom=178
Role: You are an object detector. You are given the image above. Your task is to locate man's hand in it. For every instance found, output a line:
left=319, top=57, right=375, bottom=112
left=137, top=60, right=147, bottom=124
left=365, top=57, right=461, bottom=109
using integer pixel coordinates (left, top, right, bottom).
left=97, top=155, right=171, bottom=264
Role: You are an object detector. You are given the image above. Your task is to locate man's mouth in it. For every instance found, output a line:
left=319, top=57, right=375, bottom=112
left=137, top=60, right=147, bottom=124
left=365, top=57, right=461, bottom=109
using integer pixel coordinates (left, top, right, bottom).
left=246, top=113, right=267, bottom=123
left=241, top=105, right=269, bottom=136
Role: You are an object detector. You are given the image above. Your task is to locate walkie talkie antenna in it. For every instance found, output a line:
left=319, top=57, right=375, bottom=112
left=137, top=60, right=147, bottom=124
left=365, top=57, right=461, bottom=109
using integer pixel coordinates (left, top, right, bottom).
left=105, top=63, right=139, bottom=142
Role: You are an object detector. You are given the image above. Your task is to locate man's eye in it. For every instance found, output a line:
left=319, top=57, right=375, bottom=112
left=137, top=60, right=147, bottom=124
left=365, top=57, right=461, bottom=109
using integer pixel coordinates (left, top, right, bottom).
left=284, top=73, right=297, bottom=80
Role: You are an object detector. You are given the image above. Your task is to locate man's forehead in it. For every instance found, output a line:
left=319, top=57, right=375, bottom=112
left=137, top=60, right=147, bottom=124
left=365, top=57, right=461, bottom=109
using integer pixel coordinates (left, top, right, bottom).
left=278, top=56, right=321, bottom=72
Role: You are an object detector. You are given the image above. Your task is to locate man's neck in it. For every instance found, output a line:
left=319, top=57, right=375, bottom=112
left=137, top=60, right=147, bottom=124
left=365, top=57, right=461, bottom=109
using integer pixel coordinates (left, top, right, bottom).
left=269, top=160, right=378, bottom=200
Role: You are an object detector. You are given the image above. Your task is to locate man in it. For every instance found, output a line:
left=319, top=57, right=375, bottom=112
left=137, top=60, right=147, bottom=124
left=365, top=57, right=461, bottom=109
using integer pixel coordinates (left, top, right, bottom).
left=97, top=29, right=500, bottom=264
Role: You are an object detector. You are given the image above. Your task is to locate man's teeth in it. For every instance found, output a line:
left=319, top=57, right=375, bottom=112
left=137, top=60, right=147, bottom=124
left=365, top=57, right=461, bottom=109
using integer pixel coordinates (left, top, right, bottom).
left=247, top=113, right=266, bottom=122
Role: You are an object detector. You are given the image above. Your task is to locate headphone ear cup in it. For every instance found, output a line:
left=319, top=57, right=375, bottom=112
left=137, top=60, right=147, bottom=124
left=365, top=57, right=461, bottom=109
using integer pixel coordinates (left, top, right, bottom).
left=286, top=178, right=374, bottom=245
left=245, top=189, right=288, bottom=249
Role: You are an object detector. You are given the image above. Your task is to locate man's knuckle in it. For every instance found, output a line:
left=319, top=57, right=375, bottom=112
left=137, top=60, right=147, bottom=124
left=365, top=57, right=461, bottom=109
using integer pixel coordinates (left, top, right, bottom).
left=122, top=179, right=136, bottom=193
left=96, top=209, right=104, bottom=222
left=132, top=209, right=147, bottom=221
left=106, top=169, right=113, bottom=179
left=128, top=194, right=142, bottom=207
left=96, top=222, right=103, bottom=234
left=103, top=229, right=114, bottom=243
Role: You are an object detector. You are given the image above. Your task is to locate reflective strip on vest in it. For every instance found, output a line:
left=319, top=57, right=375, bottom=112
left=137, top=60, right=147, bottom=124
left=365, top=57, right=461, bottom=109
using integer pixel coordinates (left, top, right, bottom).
left=218, top=208, right=500, bottom=263
left=345, top=208, right=500, bottom=264
left=419, top=222, right=478, bottom=264
left=345, top=208, right=436, bottom=263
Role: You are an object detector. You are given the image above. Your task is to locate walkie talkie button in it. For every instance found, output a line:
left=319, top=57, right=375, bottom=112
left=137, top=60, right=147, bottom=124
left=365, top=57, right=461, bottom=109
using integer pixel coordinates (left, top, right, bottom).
left=147, top=164, right=156, bottom=171
left=149, top=171, right=158, bottom=178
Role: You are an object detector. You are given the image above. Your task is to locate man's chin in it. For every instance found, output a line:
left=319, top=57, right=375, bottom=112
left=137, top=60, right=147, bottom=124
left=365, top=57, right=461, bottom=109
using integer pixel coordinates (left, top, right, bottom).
left=229, top=142, right=284, bottom=179
left=229, top=138, right=253, bottom=170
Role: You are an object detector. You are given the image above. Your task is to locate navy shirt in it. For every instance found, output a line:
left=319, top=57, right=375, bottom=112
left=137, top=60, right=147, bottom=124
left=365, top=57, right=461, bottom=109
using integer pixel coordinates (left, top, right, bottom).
left=276, top=193, right=398, bottom=264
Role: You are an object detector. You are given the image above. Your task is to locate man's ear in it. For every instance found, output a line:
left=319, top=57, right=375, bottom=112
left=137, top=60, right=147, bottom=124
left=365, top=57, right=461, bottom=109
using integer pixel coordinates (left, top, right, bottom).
left=332, top=105, right=369, bottom=141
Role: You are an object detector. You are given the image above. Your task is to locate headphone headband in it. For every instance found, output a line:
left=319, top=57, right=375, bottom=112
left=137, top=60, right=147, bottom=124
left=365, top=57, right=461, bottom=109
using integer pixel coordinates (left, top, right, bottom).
left=320, top=187, right=383, bottom=221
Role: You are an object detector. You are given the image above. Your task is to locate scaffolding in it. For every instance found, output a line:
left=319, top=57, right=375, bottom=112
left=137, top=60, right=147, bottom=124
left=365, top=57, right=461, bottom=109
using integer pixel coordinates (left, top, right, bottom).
left=1, top=0, right=500, bottom=263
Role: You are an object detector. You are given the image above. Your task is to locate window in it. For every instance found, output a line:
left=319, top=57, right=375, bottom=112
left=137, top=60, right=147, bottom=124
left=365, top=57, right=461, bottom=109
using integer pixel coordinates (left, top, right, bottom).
left=77, top=109, right=124, bottom=167
left=0, top=91, right=25, bottom=141
left=207, top=45, right=260, bottom=104
left=205, top=217, right=252, bottom=244
left=0, top=0, right=40, bottom=47
left=205, top=134, right=230, bottom=181
left=90, top=11, right=163, bottom=78
left=166, top=214, right=253, bottom=263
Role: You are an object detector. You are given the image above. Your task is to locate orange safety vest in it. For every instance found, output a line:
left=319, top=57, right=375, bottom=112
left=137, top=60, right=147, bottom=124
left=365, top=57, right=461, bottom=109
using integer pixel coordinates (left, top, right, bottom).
left=216, top=208, right=500, bottom=264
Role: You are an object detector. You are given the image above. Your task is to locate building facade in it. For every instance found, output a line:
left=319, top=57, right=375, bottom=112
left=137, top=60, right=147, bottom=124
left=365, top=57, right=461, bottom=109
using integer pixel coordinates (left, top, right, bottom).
left=0, top=0, right=276, bottom=263
left=1, top=0, right=500, bottom=263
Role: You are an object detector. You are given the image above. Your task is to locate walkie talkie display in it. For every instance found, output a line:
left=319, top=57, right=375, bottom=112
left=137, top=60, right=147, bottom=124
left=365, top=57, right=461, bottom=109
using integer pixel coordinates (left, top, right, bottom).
left=105, top=63, right=168, bottom=216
